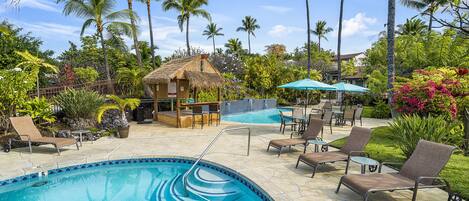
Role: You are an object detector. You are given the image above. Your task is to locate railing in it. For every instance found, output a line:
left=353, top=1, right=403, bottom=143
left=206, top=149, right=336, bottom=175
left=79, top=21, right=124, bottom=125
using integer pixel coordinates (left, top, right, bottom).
left=30, top=80, right=117, bottom=98
left=182, top=127, right=251, bottom=196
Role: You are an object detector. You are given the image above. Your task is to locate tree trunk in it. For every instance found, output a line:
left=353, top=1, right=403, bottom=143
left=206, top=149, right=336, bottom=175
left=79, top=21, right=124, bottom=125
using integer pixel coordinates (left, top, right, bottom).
left=247, top=33, right=251, bottom=54
left=98, top=30, right=115, bottom=94
left=186, top=17, right=191, bottom=56
left=337, top=0, right=344, bottom=82
left=128, top=0, right=143, bottom=68
left=306, top=0, right=311, bottom=79
left=387, top=0, right=396, bottom=115
left=212, top=37, right=216, bottom=54
left=428, top=11, right=433, bottom=33
left=146, top=0, right=156, bottom=69
left=318, top=37, right=321, bottom=51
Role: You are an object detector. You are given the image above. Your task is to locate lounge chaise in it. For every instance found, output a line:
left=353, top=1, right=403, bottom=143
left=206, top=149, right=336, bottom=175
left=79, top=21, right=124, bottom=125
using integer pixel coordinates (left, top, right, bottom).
left=267, top=118, right=324, bottom=157
left=336, top=140, right=455, bottom=201
left=296, top=127, right=372, bottom=178
left=9, top=116, right=79, bottom=155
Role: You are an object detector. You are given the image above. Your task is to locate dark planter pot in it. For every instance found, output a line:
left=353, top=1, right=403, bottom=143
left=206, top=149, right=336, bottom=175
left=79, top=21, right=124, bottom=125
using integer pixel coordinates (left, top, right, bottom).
left=118, top=126, right=130, bottom=138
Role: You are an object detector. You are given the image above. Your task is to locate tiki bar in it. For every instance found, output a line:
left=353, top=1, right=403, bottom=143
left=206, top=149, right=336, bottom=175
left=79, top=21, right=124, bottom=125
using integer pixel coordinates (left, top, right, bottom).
left=143, top=54, right=224, bottom=128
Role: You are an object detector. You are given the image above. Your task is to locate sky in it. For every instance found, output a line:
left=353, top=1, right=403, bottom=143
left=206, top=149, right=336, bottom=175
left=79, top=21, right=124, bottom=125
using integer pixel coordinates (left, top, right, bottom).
left=1, top=0, right=422, bottom=58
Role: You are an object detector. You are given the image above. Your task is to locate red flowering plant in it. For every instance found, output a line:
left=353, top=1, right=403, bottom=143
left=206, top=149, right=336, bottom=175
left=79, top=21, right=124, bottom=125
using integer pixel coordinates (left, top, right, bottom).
left=392, top=67, right=468, bottom=119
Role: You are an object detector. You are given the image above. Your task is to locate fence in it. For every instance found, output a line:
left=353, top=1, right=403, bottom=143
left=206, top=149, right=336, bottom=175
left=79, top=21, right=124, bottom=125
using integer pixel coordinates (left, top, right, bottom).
left=220, top=99, right=277, bottom=115
left=31, top=80, right=117, bottom=99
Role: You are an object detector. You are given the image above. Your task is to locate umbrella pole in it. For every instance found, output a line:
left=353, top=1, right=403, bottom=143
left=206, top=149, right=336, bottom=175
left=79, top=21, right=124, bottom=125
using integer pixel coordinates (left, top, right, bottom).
left=305, top=91, right=309, bottom=119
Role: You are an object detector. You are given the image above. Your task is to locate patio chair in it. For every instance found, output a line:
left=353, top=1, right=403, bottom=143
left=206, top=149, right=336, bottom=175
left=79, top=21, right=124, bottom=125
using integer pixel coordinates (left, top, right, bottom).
left=354, top=107, right=364, bottom=126
left=295, top=127, right=372, bottom=178
left=279, top=111, right=297, bottom=134
left=208, top=104, right=220, bottom=126
left=341, top=108, right=356, bottom=126
left=191, top=106, right=205, bottom=129
left=336, top=140, right=455, bottom=201
left=322, top=110, right=334, bottom=135
left=268, top=119, right=324, bottom=157
left=8, top=116, right=79, bottom=155
left=323, top=102, right=333, bottom=112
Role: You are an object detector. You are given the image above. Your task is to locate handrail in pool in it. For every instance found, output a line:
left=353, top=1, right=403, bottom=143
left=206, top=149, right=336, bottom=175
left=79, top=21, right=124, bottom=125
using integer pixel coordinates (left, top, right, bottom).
left=182, top=127, right=251, bottom=197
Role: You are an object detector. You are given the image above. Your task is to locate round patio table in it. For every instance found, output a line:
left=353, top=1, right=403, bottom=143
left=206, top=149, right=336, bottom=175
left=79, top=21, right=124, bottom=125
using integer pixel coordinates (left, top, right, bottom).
left=350, top=156, right=379, bottom=174
left=308, top=139, right=328, bottom=152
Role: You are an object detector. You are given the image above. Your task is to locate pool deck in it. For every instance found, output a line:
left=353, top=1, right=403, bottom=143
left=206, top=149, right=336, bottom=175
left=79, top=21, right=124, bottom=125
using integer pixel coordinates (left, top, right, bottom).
left=0, top=118, right=449, bottom=201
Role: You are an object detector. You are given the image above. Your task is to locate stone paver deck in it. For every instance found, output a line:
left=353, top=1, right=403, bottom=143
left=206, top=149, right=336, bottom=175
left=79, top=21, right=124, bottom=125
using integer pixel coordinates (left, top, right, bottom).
left=0, top=118, right=448, bottom=200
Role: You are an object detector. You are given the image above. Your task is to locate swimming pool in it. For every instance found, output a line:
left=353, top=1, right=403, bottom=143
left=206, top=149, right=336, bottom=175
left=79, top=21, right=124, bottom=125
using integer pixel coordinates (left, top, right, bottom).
left=222, top=108, right=291, bottom=124
left=0, top=158, right=272, bottom=201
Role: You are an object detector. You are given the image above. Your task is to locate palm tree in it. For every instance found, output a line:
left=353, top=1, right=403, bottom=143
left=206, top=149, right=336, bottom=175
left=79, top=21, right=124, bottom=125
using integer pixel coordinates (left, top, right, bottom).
left=137, top=0, right=159, bottom=69
left=236, top=16, right=260, bottom=54
left=116, top=67, right=147, bottom=97
left=202, top=22, right=224, bottom=54
left=397, top=18, right=428, bottom=35
left=305, top=0, right=311, bottom=78
left=126, top=0, right=143, bottom=67
left=387, top=0, right=396, bottom=112
left=162, top=0, right=211, bottom=56
left=59, top=0, right=133, bottom=93
left=337, top=0, right=345, bottom=82
left=15, top=51, right=58, bottom=97
left=224, top=38, right=243, bottom=56
left=311, top=20, right=333, bottom=51
left=399, top=0, right=448, bottom=32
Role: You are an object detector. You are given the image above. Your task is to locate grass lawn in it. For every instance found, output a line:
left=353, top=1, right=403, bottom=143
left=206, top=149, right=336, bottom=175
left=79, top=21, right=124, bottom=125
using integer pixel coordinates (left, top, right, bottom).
left=329, top=126, right=469, bottom=199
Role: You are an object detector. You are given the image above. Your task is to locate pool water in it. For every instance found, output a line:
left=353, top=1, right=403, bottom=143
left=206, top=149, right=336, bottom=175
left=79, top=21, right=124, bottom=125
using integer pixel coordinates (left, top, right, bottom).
left=0, top=158, right=271, bottom=201
left=222, top=108, right=291, bottom=124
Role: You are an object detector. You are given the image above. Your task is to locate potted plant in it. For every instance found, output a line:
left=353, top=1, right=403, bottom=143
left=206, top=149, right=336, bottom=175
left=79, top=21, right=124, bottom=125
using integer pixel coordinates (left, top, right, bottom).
left=97, top=95, right=140, bottom=138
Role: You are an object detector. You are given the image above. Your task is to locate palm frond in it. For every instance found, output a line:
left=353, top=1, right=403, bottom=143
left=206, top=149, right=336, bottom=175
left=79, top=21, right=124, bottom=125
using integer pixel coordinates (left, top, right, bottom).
left=81, top=18, right=96, bottom=36
left=96, top=104, right=120, bottom=123
left=107, top=21, right=134, bottom=37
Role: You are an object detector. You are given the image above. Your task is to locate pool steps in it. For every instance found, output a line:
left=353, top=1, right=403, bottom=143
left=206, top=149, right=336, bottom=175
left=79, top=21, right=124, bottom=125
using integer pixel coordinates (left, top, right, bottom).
left=157, top=167, right=242, bottom=200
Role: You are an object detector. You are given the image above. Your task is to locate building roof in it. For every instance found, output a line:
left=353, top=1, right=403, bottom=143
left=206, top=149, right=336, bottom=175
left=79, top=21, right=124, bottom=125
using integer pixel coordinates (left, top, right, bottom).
left=143, top=54, right=224, bottom=89
left=332, top=52, right=363, bottom=61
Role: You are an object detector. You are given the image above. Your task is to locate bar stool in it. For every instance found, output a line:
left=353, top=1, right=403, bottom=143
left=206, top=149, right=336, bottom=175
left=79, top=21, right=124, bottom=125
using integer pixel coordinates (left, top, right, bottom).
left=191, top=106, right=204, bottom=129
left=208, top=104, right=220, bottom=126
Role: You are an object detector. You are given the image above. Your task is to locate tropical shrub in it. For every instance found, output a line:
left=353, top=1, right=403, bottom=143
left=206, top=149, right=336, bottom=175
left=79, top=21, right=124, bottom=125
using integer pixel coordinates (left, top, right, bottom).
left=116, top=67, right=148, bottom=97
left=96, top=95, right=140, bottom=128
left=18, top=97, right=56, bottom=124
left=371, top=100, right=391, bottom=119
left=54, top=89, right=104, bottom=120
left=389, top=114, right=464, bottom=158
left=74, top=67, right=99, bottom=84
left=392, top=67, right=468, bottom=119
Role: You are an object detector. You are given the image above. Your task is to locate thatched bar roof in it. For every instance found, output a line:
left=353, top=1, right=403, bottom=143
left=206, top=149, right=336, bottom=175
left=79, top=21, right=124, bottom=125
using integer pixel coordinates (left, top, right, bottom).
left=143, top=55, right=224, bottom=89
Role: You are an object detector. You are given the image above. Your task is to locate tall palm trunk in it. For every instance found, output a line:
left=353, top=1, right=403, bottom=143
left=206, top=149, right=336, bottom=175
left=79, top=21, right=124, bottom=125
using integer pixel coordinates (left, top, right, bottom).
left=186, top=17, right=191, bottom=56
left=98, top=29, right=115, bottom=94
left=212, top=37, right=216, bottom=54
left=146, top=0, right=156, bottom=69
left=306, top=0, right=311, bottom=79
left=318, top=37, right=321, bottom=51
left=128, top=0, right=143, bottom=67
left=247, top=33, right=251, bottom=54
left=337, top=0, right=344, bottom=82
left=387, top=0, right=396, bottom=114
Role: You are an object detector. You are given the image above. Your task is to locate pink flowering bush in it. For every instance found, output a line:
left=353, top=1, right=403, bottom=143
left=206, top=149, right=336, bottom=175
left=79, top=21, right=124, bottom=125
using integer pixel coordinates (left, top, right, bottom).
left=393, top=67, right=468, bottom=119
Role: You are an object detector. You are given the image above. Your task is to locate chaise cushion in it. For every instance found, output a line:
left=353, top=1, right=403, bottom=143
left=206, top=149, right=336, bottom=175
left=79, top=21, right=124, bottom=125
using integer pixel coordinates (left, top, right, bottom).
left=31, top=137, right=77, bottom=148
left=341, top=173, right=415, bottom=195
left=270, top=138, right=306, bottom=147
left=299, top=151, right=348, bottom=165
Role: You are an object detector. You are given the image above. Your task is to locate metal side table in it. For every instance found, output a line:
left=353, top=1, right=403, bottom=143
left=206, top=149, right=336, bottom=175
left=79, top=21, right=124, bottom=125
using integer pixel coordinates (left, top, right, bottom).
left=349, top=156, right=379, bottom=174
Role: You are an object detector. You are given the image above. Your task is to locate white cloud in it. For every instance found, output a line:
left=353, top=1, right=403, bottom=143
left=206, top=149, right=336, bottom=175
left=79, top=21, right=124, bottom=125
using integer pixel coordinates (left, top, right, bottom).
left=1, top=0, right=59, bottom=13
left=268, top=25, right=303, bottom=38
left=260, top=5, right=292, bottom=14
left=340, top=13, right=378, bottom=37
left=16, top=21, right=81, bottom=38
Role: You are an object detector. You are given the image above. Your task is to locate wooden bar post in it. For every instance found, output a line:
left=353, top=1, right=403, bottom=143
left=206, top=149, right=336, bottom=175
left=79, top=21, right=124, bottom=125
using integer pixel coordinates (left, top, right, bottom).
left=153, top=85, right=158, bottom=121
left=176, top=79, right=180, bottom=128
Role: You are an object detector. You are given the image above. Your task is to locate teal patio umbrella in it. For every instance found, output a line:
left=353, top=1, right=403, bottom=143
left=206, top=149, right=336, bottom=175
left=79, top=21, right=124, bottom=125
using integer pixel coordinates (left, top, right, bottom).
left=332, top=82, right=369, bottom=108
left=332, top=82, right=369, bottom=93
left=278, top=79, right=337, bottom=117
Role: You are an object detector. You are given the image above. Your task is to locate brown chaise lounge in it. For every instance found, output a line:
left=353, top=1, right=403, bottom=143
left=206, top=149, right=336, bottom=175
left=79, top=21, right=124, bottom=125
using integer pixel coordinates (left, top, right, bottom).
left=9, top=116, right=79, bottom=155
left=296, top=127, right=372, bottom=178
left=336, top=140, right=455, bottom=201
left=267, top=118, right=324, bottom=157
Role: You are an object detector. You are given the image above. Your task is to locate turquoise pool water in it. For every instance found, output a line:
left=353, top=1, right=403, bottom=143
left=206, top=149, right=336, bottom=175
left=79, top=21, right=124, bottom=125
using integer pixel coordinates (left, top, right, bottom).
left=0, top=158, right=271, bottom=201
left=222, top=108, right=291, bottom=124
